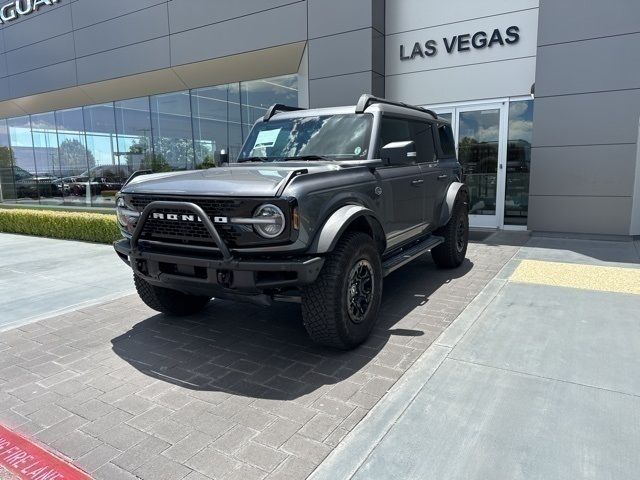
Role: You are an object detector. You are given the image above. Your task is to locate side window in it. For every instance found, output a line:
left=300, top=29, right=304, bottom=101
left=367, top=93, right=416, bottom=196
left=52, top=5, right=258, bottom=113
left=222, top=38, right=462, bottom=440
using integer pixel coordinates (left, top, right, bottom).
left=410, top=121, right=436, bottom=163
left=438, top=124, right=456, bottom=157
left=379, top=117, right=411, bottom=158
left=379, top=117, right=436, bottom=164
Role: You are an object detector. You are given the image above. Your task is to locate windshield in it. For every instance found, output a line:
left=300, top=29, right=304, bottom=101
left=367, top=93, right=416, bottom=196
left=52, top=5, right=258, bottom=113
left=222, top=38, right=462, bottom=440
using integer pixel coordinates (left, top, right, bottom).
left=238, top=114, right=373, bottom=162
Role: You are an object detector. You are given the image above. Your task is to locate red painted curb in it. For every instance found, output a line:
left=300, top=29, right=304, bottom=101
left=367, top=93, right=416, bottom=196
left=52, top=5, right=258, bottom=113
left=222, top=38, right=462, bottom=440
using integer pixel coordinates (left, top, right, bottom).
left=0, top=426, right=91, bottom=480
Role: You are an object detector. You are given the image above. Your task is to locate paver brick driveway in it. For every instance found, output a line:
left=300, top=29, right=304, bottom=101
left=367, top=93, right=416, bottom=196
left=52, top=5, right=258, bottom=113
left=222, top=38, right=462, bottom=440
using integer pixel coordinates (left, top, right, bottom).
left=0, top=236, right=522, bottom=479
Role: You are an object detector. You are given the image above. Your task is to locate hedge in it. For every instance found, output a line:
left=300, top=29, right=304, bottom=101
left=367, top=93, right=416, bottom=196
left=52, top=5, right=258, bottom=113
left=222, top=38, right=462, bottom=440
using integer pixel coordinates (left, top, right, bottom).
left=0, top=208, right=121, bottom=244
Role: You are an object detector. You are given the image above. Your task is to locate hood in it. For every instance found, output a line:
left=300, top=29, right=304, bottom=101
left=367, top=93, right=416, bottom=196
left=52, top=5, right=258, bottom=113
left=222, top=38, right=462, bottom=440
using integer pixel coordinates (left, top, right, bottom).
left=121, top=163, right=341, bottom=197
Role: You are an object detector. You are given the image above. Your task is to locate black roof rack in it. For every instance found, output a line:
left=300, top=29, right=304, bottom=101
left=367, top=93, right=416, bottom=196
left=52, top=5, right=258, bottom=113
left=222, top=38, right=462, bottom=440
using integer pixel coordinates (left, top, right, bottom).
left=263, top=104, right=305, bottom=122
left=355, top=94, right=438, bottom=119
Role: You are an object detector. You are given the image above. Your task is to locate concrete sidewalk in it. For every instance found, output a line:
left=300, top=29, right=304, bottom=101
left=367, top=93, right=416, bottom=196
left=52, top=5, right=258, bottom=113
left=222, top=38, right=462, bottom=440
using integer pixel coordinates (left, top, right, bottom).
left=0, top=233, right=134, bottom=332
left=311, top=235, right=640, bottom=480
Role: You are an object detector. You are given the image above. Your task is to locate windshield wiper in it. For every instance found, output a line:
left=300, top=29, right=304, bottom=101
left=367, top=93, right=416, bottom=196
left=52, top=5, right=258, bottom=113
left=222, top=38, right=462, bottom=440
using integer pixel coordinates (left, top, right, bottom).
left=237, top=156, right=269, bottom=163
left=284, top=155, right=335, bottom=162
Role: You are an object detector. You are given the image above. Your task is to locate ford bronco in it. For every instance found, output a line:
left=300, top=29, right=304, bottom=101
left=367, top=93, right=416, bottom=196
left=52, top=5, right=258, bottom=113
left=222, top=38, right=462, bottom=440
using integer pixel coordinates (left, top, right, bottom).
left=114, top=94, right=469, bottom=349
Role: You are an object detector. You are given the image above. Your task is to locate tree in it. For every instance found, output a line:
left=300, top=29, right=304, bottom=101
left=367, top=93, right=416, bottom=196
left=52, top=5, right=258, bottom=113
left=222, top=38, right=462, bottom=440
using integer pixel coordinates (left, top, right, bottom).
left=196, top=154, right=216, bottom=170
left=127, top=136, right=212, bottom=172
left=0, top=146, right=14, bottom=168
left=58, top=139, right=95, bottom=175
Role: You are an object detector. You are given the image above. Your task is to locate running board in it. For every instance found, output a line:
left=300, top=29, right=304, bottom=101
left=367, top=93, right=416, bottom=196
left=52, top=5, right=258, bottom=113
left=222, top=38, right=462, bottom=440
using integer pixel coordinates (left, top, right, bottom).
left=382, top=235, right=444, bottom=276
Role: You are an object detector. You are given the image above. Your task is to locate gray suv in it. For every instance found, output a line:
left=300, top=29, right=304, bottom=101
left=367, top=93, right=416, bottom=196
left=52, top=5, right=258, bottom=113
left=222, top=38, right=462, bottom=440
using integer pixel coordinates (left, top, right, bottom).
left=114, top=95, right=469, bottom=349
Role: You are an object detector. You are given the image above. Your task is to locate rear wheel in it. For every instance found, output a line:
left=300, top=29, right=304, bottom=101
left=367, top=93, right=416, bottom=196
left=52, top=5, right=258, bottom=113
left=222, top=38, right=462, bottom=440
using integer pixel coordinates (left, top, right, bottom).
left=431, top=194, right=469, bottom=268
left=301, top=232, right=382, bottom=349
left=134, top=275, right=211, bottom=316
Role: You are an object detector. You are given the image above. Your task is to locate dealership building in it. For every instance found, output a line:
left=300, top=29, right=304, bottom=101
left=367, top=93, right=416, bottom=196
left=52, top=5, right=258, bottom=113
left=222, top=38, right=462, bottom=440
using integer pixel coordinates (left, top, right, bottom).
left=0, top=0, right=638, bottom=236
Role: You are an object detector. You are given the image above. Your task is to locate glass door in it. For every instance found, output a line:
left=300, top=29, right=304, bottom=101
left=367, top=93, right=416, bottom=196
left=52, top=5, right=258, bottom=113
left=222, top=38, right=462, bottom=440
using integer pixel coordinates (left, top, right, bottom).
left=434, top=103, right=508, bottom=228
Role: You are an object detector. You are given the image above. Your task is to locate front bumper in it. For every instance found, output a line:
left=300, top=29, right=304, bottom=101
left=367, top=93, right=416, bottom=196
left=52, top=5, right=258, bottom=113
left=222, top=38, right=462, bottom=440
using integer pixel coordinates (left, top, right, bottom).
left=115, top=199, right=324, bottom=305
left=114, top=238, right=324, bottom=302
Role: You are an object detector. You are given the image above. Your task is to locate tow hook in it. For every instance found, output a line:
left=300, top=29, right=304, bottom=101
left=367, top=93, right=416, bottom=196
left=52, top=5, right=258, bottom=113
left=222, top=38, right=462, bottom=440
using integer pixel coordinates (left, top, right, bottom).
left=217, top=270, right=233, bottom=288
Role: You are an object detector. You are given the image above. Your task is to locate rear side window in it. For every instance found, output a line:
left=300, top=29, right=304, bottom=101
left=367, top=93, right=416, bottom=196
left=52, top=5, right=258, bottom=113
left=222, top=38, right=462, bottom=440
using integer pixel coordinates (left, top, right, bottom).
left=438, top=124, right=456, bottom=157
left=380, top=117, right=436, bottom=164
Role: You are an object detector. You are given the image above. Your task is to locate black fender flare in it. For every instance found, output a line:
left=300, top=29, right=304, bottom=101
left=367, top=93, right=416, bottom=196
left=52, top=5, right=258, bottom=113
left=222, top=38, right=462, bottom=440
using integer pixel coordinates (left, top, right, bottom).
left=308, top=205, right=385, bottom=254
left=438, top=182, right=469, bottom=226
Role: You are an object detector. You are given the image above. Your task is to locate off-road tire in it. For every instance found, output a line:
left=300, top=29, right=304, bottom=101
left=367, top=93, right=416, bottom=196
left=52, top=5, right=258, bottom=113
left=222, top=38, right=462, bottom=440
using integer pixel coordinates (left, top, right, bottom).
left=301, top=232, right=382, bottom=349
left=431, top=194, right=469, bottom=268
left=134, top=274, right=211, bottom=316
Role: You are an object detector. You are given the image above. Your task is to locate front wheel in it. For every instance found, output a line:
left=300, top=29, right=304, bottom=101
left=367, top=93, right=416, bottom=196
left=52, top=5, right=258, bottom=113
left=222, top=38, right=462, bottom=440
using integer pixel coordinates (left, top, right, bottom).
left=301, top=232, right=382, bottom=349
left=431, top=194, right=469, bottom=268
left=134, top=275, right=211, bottom=316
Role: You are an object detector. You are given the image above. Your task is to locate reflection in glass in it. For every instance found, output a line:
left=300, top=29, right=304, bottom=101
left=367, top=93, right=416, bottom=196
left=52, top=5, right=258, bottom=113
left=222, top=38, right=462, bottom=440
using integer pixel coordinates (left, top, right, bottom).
left=458, top=109, right=500, bottom=215
left=150, top=91, right=195, bottom=171
left=7, top=116, right=39, bottom=204
left=31, top=112, right=62, bottom=205
left=0, top=120, right=16, bottom=202
left=240, top=75, right=298, bottom=139
left=56, top=108, right=91, bottom=205
left=84, top=103, right=122, bottom=207
left=240, top=114, right=373, bottom=161
left=505, top=100, right=533, bottom=225
left=437, top=112, right=452, bottom=123
left=191, top=84, right=242, bottom=167
left=114, top=97, right=153, bottom=175
left=0, top=74, right=298, bottom=208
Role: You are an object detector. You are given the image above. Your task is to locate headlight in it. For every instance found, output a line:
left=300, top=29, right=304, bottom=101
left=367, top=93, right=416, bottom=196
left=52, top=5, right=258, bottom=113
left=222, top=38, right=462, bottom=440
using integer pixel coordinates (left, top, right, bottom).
left=253, top=204, right=285, bottom=238
left=116, top=197, right=140, bottom=234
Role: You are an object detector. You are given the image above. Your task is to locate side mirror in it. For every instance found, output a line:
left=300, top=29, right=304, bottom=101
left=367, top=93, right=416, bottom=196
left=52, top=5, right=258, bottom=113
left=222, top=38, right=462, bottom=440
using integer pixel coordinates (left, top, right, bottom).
left=381, top=141, right=417, bottom=165
left=219, top=149, right=229, bottom=165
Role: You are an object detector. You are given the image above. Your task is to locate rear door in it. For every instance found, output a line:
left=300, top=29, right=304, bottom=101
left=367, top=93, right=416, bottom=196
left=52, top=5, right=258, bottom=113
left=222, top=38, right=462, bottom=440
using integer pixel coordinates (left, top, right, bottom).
left=431, top=122, right=458, bottom=225
left=410, top=119, right=440, bottom=230
left=375, top=117, right=426, bottom=246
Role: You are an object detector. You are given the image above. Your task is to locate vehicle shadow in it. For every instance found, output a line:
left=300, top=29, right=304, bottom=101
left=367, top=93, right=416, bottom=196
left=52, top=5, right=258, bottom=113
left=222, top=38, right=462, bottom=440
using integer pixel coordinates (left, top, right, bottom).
left=111, top=256, right=474, bottom=401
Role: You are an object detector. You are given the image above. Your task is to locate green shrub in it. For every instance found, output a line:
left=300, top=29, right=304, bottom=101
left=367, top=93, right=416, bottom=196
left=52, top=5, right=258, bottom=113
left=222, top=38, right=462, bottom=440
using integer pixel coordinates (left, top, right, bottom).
left=0, top=208, right=121, bottom=244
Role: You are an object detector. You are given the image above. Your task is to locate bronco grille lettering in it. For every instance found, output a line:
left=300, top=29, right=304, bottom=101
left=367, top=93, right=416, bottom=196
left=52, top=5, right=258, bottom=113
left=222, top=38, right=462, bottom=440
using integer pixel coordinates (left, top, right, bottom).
left=151, top=212, right=228, bottom=223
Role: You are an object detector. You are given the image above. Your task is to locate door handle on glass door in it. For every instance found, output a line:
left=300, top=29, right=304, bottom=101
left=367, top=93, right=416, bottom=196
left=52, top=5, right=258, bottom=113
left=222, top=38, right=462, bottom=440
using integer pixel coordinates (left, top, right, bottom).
left=411, top=179, right=424, bottom=186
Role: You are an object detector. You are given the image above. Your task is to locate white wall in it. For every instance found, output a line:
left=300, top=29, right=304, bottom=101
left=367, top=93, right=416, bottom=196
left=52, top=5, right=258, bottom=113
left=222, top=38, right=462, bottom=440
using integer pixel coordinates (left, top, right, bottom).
left=385, top=1, right=539, bottom=106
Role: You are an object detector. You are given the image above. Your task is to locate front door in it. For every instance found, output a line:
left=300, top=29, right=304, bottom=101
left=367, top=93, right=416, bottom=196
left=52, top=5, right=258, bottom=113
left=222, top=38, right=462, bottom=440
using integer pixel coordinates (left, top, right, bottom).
left=376, top=116, right=427, bottom=246
left=375, top=164, right=425, bottom=245
left=435, top=103, right=507, bottom=228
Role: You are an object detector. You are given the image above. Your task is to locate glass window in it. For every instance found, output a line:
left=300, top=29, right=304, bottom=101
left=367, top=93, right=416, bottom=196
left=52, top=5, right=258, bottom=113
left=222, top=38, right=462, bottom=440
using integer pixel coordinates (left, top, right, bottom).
left=437, top=124, right=456, bottom=157
left=7, top=116, right=39, bottom=204
left=458, top=109, right=501, bottom=216
left=240, top=75, right=298, bottom=138
left=55, top=108, right=91, bottom=206
left=191, top=83, right=242, bottom=168
left=150, top=91, right=195, bottom=171
left=411, top=121, right=436, bottom=163
left=0, top=120, right=16, bottom=202
left=505, top=100, right=533, bottom=225
left=31, top=112, right=62, bottom=205
left=239, top=114, right=373, bottom=161
left=115, top=97, right=154, bottom=174
left=380, top=117, right=435, bottom=163
left=0, top=73, right=299, bottom=207
left=380, top=117, right=411, bottom=151
left=84, top=103, right=122, bottom=207
left=437, top=112, right=452, bottom=123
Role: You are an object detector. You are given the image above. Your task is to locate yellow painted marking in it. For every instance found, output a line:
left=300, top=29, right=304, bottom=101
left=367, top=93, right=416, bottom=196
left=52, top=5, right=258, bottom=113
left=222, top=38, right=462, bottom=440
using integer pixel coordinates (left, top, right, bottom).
left=510, top=259, right=640, bottom=295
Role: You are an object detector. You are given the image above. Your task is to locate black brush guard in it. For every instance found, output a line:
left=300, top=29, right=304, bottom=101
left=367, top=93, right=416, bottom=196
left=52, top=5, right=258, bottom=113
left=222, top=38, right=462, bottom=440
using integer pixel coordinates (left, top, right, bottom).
left=114, top=201, right=324, bottom=305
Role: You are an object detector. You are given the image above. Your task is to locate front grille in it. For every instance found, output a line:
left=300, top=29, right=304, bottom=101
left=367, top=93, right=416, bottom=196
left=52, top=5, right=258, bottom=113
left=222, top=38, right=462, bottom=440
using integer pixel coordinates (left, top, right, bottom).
left=127, top=195, right=289, bottom=248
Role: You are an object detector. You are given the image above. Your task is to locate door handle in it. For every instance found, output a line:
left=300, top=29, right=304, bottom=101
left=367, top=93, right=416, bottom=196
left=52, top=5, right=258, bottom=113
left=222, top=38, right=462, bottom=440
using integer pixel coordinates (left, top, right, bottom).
left=411, top=179, right=424, bottom=186
left=437, top=174, right=449, bottom=180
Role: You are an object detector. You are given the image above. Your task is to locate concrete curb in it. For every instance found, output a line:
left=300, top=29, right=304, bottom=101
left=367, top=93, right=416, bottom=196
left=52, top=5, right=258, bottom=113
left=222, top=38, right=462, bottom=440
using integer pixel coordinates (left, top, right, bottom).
left=309, top=259, right=517, bottom=480
left=308, top=345, right=450, bottom=480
